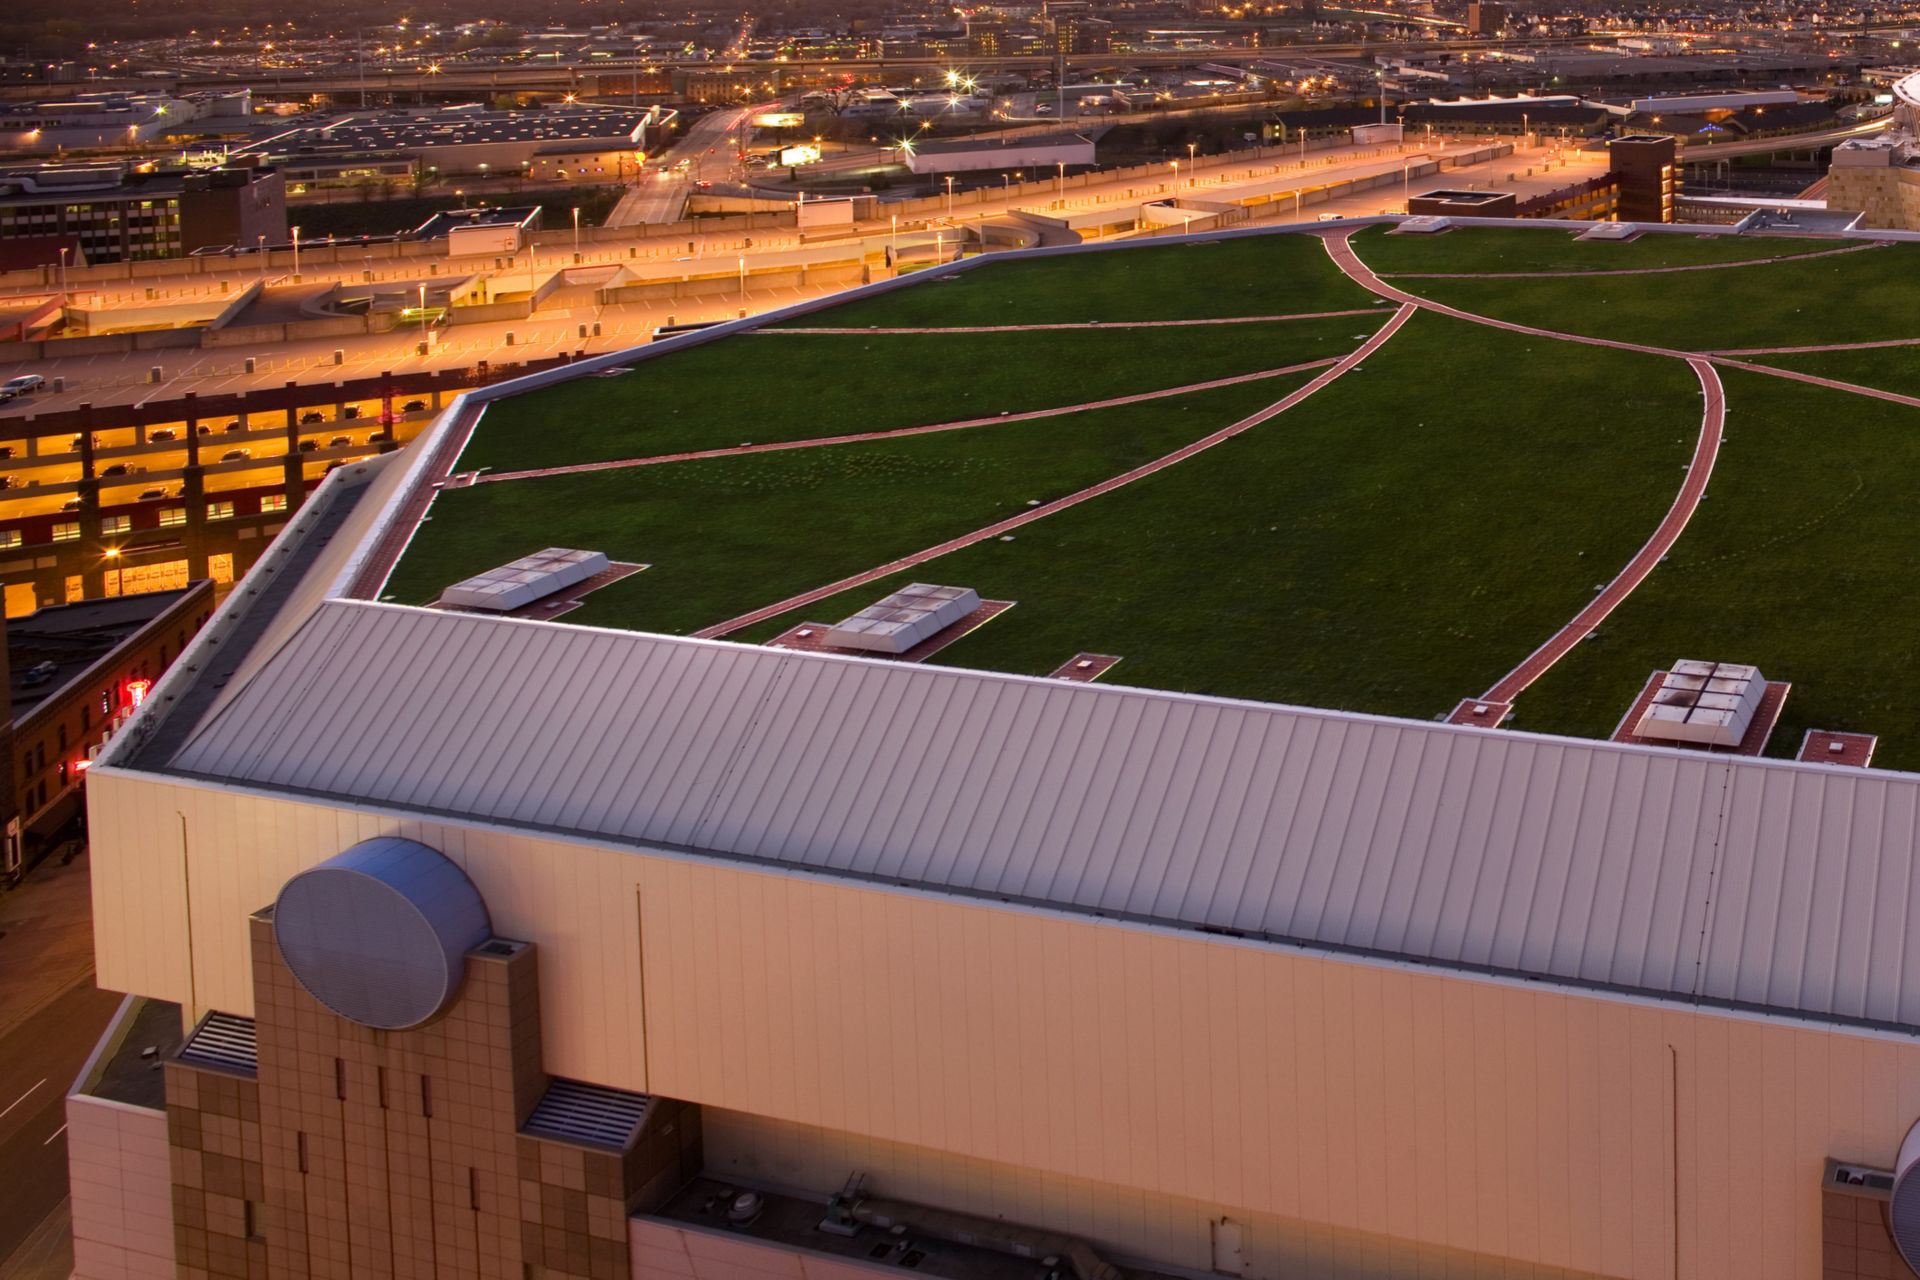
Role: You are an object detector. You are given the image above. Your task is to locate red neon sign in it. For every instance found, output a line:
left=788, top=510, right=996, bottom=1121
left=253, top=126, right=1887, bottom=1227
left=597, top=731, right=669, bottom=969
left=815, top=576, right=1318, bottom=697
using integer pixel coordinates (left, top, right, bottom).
left=125, top=678, right=151, bottom=708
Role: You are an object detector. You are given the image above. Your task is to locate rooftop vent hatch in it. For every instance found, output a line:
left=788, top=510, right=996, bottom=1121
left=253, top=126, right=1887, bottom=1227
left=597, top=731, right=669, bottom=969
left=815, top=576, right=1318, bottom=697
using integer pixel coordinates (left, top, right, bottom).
left=178, top=1011, right=258, bottom=1075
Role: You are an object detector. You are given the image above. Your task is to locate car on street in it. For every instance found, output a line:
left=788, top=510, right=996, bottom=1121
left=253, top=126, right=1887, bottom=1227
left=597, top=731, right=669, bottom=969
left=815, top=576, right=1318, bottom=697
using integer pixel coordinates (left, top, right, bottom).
left=220, top=449, right=250, bottom=462
left=1, top=374, right=46, bottom=399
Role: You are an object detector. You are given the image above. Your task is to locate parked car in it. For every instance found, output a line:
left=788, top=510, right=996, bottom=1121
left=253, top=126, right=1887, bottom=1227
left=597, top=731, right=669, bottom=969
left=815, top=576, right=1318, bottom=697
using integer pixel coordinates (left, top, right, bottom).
left=138, top=486, right=169, bottom=501
left=102, top=463, right=134, bottom=476
left=61, top=498, right=82, bottom=511
left=367, top=430, right=391, bottom=443
left=3, top=374, right=46, bottom=398
left=195, top=424, right=213, bottom=437
left=149, top=429, right=177, bottom=442
left=402, top=400, right=427, bottom=413
left=328, top=436, right=352, bottom=449
left=0, top=445, right=14, bottom=460
left=221, top=421, right=244, bottom=433
left=220, top=448, right=250, bottom=462
left=300, top=411, right=325, bottom=425
left=297, top=439, right=319, bottom=453
left=341, top=406, right=360, bottom=419
left=0, top=475, right=17, bottom=490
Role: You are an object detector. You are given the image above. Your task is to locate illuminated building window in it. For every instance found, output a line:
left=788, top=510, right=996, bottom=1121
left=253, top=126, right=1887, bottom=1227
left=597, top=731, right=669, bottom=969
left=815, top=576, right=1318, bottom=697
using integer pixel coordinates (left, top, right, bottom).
left=207, top=501, right=235, bottom=521
left=159, top=507, right=186, bottom=527
left=101, top=515, right=130, bottom=535
left=0, top=530, right=18, bottom=549
left=52, top=521, right=79, bottom=542
left=260, top=493, right=288, bottom=513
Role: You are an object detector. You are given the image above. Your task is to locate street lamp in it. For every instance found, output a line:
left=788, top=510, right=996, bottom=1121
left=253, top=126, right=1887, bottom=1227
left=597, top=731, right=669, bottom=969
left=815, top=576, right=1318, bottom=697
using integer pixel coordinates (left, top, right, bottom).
left=104, top=547, right=122, bottom=596
left=257, top=234, right=266, bottom=279
left=944, top=174, right=955, bottom=215
left=418, top=282, right=428, bottom=342
left=1056, top=159, right=1065, bottom=192
left=738, top=255, right=746, bottom=297
left=291, top=225, right=301, bottom=279
left=572, top=206, right=581, bottom=257
left=56, top=245, right=68, bottom=296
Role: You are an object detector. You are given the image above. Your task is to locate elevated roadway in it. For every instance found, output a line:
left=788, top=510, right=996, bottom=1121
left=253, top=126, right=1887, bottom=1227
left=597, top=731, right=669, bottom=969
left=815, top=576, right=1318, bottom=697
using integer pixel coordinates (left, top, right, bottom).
left=1680, top=116, right=1893, bottom=161
left=167, top=36, right=1611, bottom=96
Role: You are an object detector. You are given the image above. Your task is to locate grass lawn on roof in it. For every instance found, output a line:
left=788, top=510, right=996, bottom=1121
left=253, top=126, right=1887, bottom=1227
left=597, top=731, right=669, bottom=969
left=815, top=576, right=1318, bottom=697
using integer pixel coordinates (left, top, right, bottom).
left=769, top=231, right=1376, bottom=328
left=1513, top=371, right=1920, bottom=771
left=1351, top=223, right=1861, bottom=276
left=458, top=314, right=1382, bottom=474
left=735, top=312, right=1701, bottom=718
left=1398, top=242, right=1920, bottom=351
left=388, top=372, right=1323, bottom=635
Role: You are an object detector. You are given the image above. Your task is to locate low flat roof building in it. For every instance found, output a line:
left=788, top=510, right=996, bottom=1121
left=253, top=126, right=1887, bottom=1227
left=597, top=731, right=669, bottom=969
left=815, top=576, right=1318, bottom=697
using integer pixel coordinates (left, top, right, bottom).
left=903, top=130, right=1095, bottom=175
left=239, top=104, right=655, bottom=179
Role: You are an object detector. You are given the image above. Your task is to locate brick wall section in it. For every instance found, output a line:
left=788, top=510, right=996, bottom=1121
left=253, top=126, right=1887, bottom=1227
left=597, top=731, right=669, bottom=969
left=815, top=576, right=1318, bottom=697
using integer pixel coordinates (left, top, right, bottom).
left=246, top=914, right=545, bottom=1280
left=1823, top=1187, right=1908, bottom=1280
left=161, top=910, right=699, bottom=1280
left=163, top=1057, right=267, bottom=1280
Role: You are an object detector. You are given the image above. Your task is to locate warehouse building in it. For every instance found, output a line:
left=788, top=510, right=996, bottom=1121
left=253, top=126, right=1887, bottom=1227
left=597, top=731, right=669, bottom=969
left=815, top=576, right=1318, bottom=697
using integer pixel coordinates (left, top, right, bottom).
left=239, top=105, right=655, bottom=181
left=62, top=279, right=1920, bottom=1280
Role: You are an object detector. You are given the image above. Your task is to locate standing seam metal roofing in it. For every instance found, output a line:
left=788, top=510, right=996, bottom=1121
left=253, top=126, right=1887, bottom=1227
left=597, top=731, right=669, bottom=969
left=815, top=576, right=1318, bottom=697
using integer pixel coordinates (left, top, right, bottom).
left=161, top=598, right=1920, bottom=1034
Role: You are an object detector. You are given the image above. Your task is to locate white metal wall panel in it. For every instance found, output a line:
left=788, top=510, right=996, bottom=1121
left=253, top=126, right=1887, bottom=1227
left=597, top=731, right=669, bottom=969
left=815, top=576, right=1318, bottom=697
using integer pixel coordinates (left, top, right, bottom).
left=66, top=1095, right=175, bottom=1280
left=91, top=758, right=1920, bottom=1280
left=158, top=597, right=1920, bottom=1033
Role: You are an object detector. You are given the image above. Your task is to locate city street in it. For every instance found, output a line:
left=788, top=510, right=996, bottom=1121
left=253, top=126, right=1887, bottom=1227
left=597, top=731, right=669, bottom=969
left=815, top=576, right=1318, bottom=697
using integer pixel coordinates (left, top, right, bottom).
left=0, top=856, right=121, bottom=1277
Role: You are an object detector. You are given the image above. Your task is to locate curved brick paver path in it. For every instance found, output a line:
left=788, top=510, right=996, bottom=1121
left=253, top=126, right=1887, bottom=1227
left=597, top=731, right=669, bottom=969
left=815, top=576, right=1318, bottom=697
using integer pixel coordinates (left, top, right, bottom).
left=694, top=304, right=1418, bottom=640
left=1482, top=357, right=1724, bottom=702
left=1385, top=240, right=1880, bottom=280
left=1323, top=229, right=1728, bottom=704
left=1708, top=335, right=1920, bottom=357
left=1706, top=358, right=1920, bottom=411
left=761, top=309, right=1385, bottom=335
left=479, top=359, right=1342, bottom=485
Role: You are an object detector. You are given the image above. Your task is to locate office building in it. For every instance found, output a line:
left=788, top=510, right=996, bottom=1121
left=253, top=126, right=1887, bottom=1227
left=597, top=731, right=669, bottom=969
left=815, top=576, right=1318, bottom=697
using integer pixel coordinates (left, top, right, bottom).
left=1607, top=133, right=1680, bottom=222
left=2, top=581, right=210, bottom=879
left=0, top=163, right=286, bottom=263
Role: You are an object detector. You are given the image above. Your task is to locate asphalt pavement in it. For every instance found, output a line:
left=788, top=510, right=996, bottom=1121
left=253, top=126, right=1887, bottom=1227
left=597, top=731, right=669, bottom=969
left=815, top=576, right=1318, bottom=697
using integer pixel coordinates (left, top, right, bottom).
left=0, top=854, right=125, bottom=1275
left=0, top=977, right=123, bottom=1266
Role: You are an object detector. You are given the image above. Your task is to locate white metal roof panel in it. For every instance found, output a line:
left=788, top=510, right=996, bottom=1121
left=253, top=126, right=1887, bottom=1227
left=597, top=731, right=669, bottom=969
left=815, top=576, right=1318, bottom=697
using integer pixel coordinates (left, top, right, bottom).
left=163, top=598, right=1920, bottom=1033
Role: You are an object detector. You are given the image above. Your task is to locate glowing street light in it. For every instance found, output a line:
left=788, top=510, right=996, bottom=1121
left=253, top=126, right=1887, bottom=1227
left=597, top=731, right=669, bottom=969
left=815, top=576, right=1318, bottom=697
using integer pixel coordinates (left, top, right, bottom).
left=572, top=206, right=581, bottom=256
left=291, top=225, right=301, bottom=278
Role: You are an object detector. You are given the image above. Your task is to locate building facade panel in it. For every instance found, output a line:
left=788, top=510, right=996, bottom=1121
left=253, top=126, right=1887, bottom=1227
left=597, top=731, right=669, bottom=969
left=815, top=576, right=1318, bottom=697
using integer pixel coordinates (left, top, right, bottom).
left=83, top=767, right=1920, bottom=1280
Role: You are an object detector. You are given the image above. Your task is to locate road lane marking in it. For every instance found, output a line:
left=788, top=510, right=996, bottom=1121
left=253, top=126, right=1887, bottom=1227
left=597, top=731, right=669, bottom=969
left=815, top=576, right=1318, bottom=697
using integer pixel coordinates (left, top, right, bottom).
left=43, top=1122, right=67, bottom=1145
left=0, top=1079, right=45, bottom=1121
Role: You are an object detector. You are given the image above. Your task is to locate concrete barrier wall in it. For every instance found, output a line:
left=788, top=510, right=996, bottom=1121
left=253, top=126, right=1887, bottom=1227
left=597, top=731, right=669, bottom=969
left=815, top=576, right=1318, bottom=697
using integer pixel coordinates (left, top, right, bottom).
left=202, top=313, right=374, bottom=348
left=449, top=299, right=535, bottom=325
